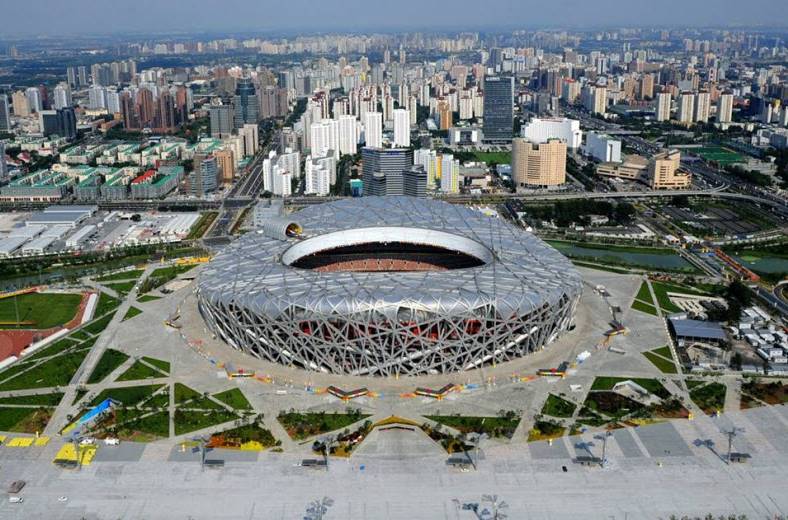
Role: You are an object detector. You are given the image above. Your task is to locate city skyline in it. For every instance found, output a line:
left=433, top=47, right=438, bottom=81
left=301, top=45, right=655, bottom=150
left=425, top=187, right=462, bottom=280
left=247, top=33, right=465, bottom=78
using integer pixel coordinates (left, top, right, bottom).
left=3, top=0, right=788, bottom=37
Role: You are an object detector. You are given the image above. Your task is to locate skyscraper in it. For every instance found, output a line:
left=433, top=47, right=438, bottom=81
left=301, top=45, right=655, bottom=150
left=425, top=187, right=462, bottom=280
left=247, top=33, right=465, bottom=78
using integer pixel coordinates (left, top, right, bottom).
left=0, top=94, right=10, bottom=131
left=440, top=154, right=460, bottom=193
left=233, top=78, right=259, bottom=128
left=364, top=111, right=382, bottom=148
left=403, top=165, right=427, bottom=197
left=678, top=92, right=695, bottom=125
left=25, top=87, right=42, bottom=113
left=39, top=107, right=76, bottom=140
left=12, top=91, right=29, bottom=117
left=338, top=115, right=358, bottom=156
left=393, top=108, right=410, bottom=147
left=53, top=83, right=72, bottom=110
left=362, top=147, right=413, bottom=196
left=512, top=138, right=567, bottom=189
left=694, top=91, right=711, bottom=123
left=482, top=76, right=514, bottom=142
left=209, top=104, right=234, bottom=138
left=0, top=143, right=7, bottom=181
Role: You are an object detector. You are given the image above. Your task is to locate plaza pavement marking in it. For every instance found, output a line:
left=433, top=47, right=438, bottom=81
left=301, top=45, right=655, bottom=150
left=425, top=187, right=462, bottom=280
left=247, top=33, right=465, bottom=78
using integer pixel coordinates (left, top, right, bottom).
left=7, top=437, right=35, bottom=447
left=34, top=436, right=50, bottom=446
left=54, top=443, right=97, bottom=466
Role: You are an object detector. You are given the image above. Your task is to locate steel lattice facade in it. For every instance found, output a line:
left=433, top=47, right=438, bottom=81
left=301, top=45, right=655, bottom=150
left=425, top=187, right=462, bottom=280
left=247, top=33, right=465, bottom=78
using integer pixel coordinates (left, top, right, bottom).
left=197, top=196, right=582, bottom=377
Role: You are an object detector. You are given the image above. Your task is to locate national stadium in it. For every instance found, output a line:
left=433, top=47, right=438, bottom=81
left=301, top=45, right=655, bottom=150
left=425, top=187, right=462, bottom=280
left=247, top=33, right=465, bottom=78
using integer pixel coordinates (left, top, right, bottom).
left=197, top=196, right=583, bottom=377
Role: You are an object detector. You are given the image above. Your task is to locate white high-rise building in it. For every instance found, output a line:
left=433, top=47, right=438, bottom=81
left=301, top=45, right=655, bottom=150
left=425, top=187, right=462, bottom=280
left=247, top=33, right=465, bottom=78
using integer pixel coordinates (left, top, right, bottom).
left=656, top=92, right=672, bottom=122
left=415, top=148, right=439, bottom=187
left=678, top=92, right=695, bottom=125
left=338, top=115, right=359, bottom=156
left=106, top=90, right=121, bottom=114
left=240, top=124, right=259, bottom=156
left=718, top=93, right=733, bottom=123
left=272, top=165, right=292, bottom=197
left=585, top=132, right=622, bottom=163
left=521, top=117, right=583, bottom=149
left=310, top=119, right=340, bottom=159
left=694, top=91, right=710, bottom=123
left=440, top=154, right=460, bottom=193
left=53, top=83, right=72, bottom=110
left=305, top=157, right=331, bottom=196
left=88, top=86, right=107, bottom=110
left=364, top=111, right=382, bottom=148
left=393, top=108, right=410, bottom=147
left=25, top=87, right=42, bottom=113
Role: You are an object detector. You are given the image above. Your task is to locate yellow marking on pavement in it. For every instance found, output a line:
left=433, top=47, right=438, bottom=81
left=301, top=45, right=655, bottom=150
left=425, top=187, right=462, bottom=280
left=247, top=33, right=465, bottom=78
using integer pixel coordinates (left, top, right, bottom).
left=7, top=437, right=34, bottom=447
left=34, top=436, right=50, bottom=446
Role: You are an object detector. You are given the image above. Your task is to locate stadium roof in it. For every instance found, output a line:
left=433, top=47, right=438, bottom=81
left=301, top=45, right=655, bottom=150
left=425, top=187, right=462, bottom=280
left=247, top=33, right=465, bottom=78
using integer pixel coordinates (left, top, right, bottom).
left=669, top=317, right=727, bottom=341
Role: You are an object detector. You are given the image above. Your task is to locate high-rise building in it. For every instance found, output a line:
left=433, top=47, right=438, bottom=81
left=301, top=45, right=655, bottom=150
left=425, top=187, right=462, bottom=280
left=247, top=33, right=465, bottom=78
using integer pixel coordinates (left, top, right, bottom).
left=120, top=92, right=139, bottom=130
left=214, top=148, right=235, bottom=185
left=640, top=74, right=654, bottom=100
left=12, top=91, right=29, bottom=117
left=338, top=114, right=359, bottom=156
left=187, top=155, right=219, bottom=196
left=39, top=107, right=76, bottom=140
left=364, top=111, right=382, bottom=148
left=240, top=124, right=259, bottom=157
left=209, top=104, right=234, bottom=138
left=677, top=92, right=695, bottom=125
left=583, top=85, right=607, bottom=115
left=260, top=86, right=288, bottom=119
left=482, top=76, right=514, bottom=142
left=233, top=78, right=259, bottom=128
left=656, top=92, right=672, bottom=122
left=88, top=86, right=107, bottom=110
left=414, top=148, right=440, bottom=186
left=67, top=67, right=77, bottom=88
left=53, top=83, right=72, bottom=110
left=512, top=138, right=567, bottom=189
left=0, top=94, right=10, bottom=131
left=440, top=154, right=460, bottom=193
left=310, top=119, right=340, bottom=159
left=403, top=165, right=427, bottom=197
left=156, top=91, right=176, bottom=130
left=717, top=93, right=734, bottom=123
left=25, top=87, right=42, bottom=113
left=694, top=91, right=711, bottom=123
left=362, top=147, right=413, bottom=196
left=305, top=157, right=331, bottom=196
left=393, top=108, right=410, bottom=147
left=649, top=150, right=690, bottom=189
left=136, top=88, right=155, bottom=127
left=0, top=143, right=7, bottom=181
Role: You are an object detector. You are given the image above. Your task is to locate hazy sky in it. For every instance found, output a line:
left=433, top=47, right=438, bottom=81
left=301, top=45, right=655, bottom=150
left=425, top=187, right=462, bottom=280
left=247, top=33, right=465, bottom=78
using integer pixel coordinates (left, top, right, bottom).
left=5, top=0, right=788, bottom=37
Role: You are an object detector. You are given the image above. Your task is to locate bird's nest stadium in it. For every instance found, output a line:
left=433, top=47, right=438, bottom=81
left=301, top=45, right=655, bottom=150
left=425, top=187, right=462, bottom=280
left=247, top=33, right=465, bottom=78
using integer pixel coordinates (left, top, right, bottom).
left=197, top=196, right=583, bottom=377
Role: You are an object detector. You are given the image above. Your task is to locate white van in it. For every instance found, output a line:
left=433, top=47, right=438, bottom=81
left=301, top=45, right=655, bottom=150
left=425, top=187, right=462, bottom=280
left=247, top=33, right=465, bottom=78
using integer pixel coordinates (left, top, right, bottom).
left=9, top=496, right=23, bottom=503
left=103, top=438, right=120, bottom=446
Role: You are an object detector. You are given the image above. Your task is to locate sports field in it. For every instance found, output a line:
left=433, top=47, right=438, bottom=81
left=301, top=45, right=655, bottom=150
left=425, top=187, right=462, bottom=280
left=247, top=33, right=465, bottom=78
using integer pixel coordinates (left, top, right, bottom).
left=694, top=146, right=744, bottom=165
left=0, top=292, right=83, bottom=329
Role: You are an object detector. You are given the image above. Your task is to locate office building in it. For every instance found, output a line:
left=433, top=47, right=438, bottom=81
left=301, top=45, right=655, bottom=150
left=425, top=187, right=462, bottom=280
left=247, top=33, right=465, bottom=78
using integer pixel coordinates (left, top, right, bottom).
left=214, top=148, right=235, bottom=185
left=393, top=108, right=410, bottom=147
left=239, top=124, right=259, bottom=156
left=187, top=155, right=219, bottom=196
left=209, top=104, right=234, bottom=138
left=362, top=147, right=413, bottom=196
left=650, top=150, right=690, bottom=189
left=585, top=132, right=622, bottom=163
left=364, top=111, right=382, bottom=148
left=521, top=117, right=582, bottom=149
left=656, top=92, right=672, bottom=122
left=483, top=76, right=514, bottom=142
left=39, top=107, right=76, bottom=140
left=233, top=78, right=259, bottom=128
left=512, top=138, right=567, bottom=189
left=718, top=94, right=734, bottom=123
left=403, top=165, right=428, bottom=197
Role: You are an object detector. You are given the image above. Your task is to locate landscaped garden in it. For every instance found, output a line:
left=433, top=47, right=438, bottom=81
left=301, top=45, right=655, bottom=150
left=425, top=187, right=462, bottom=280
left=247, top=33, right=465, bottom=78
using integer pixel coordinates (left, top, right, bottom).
left=425, top=411, right=521, bottom=439
left=278, top=409, right=371, bottom=440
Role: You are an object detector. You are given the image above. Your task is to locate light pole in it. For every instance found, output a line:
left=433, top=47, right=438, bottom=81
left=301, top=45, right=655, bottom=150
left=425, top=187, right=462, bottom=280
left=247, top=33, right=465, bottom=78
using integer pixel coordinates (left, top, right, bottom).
left=600, top=431, right=612, bottom=467
left=724, top=427, right=744, bottom=464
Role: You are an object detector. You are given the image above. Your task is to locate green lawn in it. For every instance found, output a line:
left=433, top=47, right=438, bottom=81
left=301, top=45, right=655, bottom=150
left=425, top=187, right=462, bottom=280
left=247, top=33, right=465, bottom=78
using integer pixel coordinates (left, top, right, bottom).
left=425, top=413, right=521, bottom=439
left=0, top=392, right=64, bottom=406
left=82, top=313, right=115, bottom=336
left=95, top=269, right=145, bottom=282
left=122, top=307, right=143, bottom=321
left=643, top=351, right=678, bottom=374
left=94, top=293, right=121, bottom=317
left=142, top=357, right=169, bottom=375
left=213, top=388, right=253, bottom=411
left=141, top=389, right=170, bottom=409
left=0, top=406, right=51, bottom=432
left=116, top=410, right=170, bottom=440
left=590, top=376, right=670, bottom=398
left=690, top=382, right=726, bottom=414
left=0, top=292, right=83, bottom=329
left=635, top=282, right=654, bottom=304
left=649, top=281, right=710, bottom=314
left=137, top=295, right=161, bottom=303
left=116, top=360, right=166, bottom=381
left=174, top=383, right=202, bottom=404
left=541, top=394, right=577, bottom=418
left=104, top=281, right=136, bottom=297
left=653, top=346, right=673, bottom=358
left=278, top=411, right=372, bottom=440
left=631, top=299, right=659, bottom=316
left=24, top=337, right=82, bottom=362
left=86, top=349, right=130, bottom=384
left=174, top=408, right=238, bottom=435
left=139, top=265, right=196, bottom=294
left=213, top=422, right=279, bottom=448
left=0, top=349, right=89, bottom=391
left=471, top=151, right=512, bottom=165
left=90, top=384, right=164, bottom=407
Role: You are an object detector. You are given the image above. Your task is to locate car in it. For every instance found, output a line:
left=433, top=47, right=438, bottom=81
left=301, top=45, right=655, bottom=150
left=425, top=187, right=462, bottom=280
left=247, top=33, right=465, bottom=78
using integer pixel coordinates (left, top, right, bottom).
left=58, top=496, right=68, bottom=503
left=103, top=438, right=120, bottom=446
left=79, top=437, right=96, bottom=445
left=9, top=496, right=23, bottom=503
